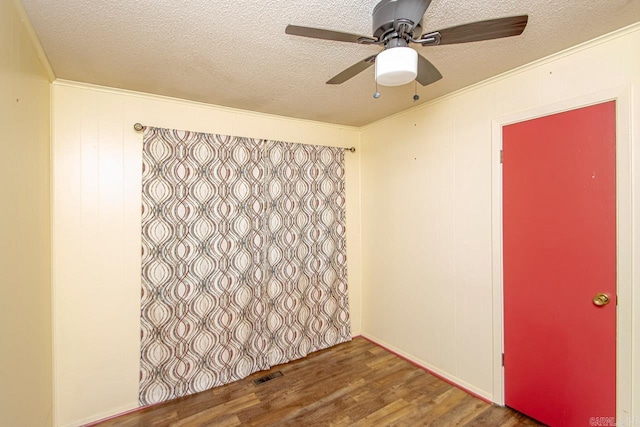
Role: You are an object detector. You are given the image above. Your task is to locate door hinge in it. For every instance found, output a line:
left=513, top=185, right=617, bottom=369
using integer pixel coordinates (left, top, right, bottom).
left=500, top=150, right=504, bottom=164
left=501, top=353, right=505, bottom=366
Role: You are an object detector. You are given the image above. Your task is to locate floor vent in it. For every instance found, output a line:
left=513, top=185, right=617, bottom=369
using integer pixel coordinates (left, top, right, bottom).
left=253, top=371, right=283, bottom=385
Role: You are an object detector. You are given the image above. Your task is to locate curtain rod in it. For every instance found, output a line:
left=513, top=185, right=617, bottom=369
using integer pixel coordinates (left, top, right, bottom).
left=133, top=123, right=356, bottom=153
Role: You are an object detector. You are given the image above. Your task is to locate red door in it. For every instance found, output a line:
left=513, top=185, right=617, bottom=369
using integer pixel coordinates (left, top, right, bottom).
left=503, top=101, right=616, bottom=426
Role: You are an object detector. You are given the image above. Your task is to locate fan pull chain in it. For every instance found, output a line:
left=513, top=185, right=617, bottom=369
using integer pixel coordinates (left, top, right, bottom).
left=373, top=80, right=380, bottom=99
left=413, top=80, right=420, bottom=102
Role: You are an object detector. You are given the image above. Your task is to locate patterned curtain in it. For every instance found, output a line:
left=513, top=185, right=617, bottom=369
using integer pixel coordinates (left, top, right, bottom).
left=139, top=127, right=349, bottom=406
left=264, top=141, right=350, bottom=366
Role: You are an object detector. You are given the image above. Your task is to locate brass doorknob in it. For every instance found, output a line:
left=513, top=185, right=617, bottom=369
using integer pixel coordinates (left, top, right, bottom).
left=593, top=293, right=610, bottom=307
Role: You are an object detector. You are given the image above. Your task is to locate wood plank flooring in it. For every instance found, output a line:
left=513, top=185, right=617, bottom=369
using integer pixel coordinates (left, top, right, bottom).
left=92, top=337, right=543, bottom=426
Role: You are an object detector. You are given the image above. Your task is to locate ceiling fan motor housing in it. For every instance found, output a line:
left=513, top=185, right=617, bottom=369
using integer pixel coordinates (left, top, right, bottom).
left=372, top=0, right=425, bottom=40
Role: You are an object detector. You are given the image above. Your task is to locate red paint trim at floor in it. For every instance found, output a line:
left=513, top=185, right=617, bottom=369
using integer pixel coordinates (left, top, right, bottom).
left=358, top=335, right=493, bottom=405
left=83, top=402, right=160, bottom=426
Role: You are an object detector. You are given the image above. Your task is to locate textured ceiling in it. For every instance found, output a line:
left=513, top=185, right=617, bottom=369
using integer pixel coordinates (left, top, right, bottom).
left=21, top=0, right=640, bottom=126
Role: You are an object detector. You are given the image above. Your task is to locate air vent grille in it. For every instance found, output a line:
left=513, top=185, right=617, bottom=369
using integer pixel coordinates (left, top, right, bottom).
left=252, top=371, right=283, bottom=385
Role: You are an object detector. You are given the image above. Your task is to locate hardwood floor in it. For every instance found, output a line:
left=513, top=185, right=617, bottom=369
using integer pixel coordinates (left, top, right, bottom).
left=92, top=337, right=543, bottom=426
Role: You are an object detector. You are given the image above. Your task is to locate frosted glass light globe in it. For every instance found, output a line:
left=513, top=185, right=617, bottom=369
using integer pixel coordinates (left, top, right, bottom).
left=375, top=47, right=418, bottom=86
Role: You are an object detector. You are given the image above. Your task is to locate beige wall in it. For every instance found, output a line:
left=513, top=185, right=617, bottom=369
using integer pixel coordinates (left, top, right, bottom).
left=0, top=0, right=53, bottom=426
left=51, top=81, right=362, bottom=426
left=360, top=23, right=640, bottom=416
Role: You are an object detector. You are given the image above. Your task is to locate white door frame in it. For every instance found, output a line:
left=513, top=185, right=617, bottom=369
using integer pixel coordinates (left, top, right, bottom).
left=490, top=86, right=633, bottom=421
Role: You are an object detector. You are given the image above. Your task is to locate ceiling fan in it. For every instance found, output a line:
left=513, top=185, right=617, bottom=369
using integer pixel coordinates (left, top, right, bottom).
left=285, top=0, right=528, bottom=88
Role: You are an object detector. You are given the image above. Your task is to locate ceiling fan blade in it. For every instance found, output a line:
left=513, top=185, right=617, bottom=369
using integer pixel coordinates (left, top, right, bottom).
left=395, top=0, right=433, bottom=28
left=429, top=15, right=528, bottom=45
left=416, top=54, right=442, bottom=86
left=327, top=55, right=377, bottom=85
left=286, top=24, right=373, bottom=43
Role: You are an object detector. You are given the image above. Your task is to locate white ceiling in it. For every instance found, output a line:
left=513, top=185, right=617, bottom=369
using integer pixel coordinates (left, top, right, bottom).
left=21, top=0, right=640, bottom=126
